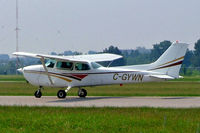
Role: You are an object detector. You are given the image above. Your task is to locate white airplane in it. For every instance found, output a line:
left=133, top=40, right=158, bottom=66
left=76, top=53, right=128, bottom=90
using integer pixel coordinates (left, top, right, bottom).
left=13, top=42, right=188, bottom=99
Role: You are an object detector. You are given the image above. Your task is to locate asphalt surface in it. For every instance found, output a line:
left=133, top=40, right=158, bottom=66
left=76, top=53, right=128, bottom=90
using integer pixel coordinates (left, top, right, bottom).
left=0, top=96, right=200, bottom=108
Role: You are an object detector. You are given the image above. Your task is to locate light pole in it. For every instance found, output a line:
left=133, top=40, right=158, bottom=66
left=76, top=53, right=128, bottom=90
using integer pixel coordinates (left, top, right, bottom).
left=15, top=0, right=19, bottom=74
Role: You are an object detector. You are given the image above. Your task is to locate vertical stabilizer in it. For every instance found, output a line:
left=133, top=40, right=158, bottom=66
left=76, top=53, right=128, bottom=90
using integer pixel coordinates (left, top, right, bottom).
left=149, top=42, right=189, bottom=78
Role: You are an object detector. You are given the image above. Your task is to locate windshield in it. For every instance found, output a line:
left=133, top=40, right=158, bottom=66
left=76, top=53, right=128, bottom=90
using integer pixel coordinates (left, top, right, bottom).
left=45, top=59, right=56, bottom=68
left=91, top=62, right=102, bottom=69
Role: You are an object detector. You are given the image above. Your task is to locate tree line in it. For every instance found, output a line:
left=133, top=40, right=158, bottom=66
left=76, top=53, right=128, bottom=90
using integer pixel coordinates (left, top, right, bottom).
left=103, top=39, right=200, bottom=75
left=0, top=39, right=200, bottom=75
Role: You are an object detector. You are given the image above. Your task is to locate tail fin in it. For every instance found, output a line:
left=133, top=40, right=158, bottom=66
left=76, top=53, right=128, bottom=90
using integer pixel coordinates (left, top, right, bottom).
left=149, top=42, right=189, bottom=78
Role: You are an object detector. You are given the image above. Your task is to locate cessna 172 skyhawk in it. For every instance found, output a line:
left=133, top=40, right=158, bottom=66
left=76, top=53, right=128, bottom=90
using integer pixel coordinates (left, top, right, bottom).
left=13, top=42, right=188, bottom=99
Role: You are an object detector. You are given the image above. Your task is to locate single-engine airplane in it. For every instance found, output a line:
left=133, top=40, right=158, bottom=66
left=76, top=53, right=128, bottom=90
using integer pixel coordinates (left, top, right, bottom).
left=13, top=42, right=188, bottom=99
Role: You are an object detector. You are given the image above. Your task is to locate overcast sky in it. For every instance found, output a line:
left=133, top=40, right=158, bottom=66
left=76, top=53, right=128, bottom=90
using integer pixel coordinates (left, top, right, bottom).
left=0, top=0, right=200, bottom=55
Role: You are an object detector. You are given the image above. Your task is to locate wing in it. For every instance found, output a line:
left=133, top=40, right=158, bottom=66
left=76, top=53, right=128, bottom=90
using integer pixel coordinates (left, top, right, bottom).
left=12, top=52, right=122, bottom=62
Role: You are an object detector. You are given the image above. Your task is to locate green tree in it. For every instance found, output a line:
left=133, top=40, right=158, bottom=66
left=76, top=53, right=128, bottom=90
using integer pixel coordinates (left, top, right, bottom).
left=103, top=45, right=122, bottom=55
left=192, top=39, right=200, bottom=67
left=103, top=45, right=125, bottom=66
left=150, top=40, right=171, bottom=62
left=182, top=49, right=193, bottom=67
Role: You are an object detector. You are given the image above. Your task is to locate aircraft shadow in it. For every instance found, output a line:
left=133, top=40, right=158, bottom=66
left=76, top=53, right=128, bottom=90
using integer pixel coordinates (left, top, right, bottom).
left=161, top=97, right=193, bottom=100
left=48, top=96, right=124, bottom=103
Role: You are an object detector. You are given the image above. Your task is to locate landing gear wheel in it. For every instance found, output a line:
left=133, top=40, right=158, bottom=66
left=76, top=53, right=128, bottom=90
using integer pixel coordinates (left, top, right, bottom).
left=57, top=90, right=66, bottom=99
left=34, top=90, right=42, bottom=98
left=78, top=88, right=87, bottom=98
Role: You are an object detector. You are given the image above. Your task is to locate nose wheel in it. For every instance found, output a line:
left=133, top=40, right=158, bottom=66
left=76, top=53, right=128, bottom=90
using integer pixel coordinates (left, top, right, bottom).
left=34, top=86, right=43, bottom=98
left=78, top=88, right=87, bottom=98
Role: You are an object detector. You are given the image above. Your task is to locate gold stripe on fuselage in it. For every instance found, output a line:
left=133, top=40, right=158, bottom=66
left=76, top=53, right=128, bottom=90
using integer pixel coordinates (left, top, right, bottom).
left=24, top=70, right=72, bottom=82
left=50, top=74, right=72, bottom=82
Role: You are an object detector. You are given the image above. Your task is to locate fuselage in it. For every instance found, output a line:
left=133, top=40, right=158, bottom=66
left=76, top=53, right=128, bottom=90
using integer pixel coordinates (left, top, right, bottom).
left=22, top=62, right=165, bottom=88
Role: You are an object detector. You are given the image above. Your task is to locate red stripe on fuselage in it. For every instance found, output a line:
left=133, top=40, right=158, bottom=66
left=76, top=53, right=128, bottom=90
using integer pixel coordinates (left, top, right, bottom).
left=71, top=74, right=88, bottom=79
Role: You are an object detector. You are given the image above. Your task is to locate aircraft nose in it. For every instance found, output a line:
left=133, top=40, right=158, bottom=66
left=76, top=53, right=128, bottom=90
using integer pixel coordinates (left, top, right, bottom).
left=17, top=68, right=23, bottom=73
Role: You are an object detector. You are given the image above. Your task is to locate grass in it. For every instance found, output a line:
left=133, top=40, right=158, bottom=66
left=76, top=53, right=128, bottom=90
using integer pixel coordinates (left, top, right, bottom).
left=0, top=75, right=200, bottom=132
left=0, top=81, right=200, bottom=96
left=0, top=75, right=200, bottom=82
left=0, top=106, right=199, bottom=133
left=0, top=75, right=200, bottom=96
left=1, top=75, right=200, bottom=82
left=172, top=75, right=200, bottom=82
left=0, top=75, right=25, bottom=81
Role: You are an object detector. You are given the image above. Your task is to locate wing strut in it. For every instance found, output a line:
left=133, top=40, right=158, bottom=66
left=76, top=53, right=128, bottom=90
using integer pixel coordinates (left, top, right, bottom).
left=40, top=57, right=54, bottom=85
left=107, top=60, right=114, bottom=67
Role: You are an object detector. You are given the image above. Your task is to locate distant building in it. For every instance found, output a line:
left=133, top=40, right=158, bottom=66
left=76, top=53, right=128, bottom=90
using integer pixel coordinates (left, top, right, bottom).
left=120, top=47, right=151, bottom=55
left=50, top=52, right=57, bottom=55
left=0, top=54, right=9, bottom=61
left=88, top=50, right=98, bottom=54
left=63, top=51, right=73, bottom=56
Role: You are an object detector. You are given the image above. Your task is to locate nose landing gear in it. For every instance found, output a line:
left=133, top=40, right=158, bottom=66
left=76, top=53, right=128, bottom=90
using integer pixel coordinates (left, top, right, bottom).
left=34, top=86, right=43, bottom=98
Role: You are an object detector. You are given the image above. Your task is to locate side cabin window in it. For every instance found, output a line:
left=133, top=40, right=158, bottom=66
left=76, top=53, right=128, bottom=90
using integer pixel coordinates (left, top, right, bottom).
left=45, top=59, right=56, bottom=68
left=75, top=63, right=90, bottom=71
left=56, top=61, right=73, bottom=70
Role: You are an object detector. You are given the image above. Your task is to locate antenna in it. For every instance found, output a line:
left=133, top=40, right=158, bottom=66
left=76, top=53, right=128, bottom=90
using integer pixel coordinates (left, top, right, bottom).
left=15, top=0, right=19, bottom=74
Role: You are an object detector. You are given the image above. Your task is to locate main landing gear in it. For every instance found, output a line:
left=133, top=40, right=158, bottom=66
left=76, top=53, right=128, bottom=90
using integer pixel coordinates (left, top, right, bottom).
left=34, top=86, right=43, bottom=98
left=57, top=90, right=66, bottom=98
left=57, top=87, right=87, bottom=99
left=78, top=88, right=87, bottom=98
left=57, top=86, right=71, bottom=99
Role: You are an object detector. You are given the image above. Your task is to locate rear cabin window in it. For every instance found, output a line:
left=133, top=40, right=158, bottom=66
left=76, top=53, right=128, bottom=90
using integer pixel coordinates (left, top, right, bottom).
left=56, top=61, right=73, bottom=70
left=45, top=59, right=56, bottom=68
left=75, top=63, right=90, bottom=71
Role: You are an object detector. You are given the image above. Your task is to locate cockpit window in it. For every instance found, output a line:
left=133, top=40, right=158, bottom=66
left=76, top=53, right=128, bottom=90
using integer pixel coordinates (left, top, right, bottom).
left=75, top=63, right=90, bottom=71
left=56, top=61, right=73, bottom=70
left=91, top=62, right=102, bottom=69
left=45, top=59, right=56, bottom=68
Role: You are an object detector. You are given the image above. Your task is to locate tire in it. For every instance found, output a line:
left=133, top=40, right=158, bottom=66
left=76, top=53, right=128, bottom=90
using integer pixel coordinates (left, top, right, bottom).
left=78, top=89, right=87, bottom=98
left=34, top=90, right=42, bottom=98
left=57, top=90, right=66, bottom=99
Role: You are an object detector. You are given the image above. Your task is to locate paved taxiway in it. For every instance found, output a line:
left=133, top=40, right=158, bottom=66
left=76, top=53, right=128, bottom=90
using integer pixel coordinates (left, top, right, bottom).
left=0, top=96, right=200, bottom=108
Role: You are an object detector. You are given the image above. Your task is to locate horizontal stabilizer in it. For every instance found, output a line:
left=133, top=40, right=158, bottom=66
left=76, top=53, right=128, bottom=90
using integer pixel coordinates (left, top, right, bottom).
left=149, top=74, right=174, bottom=80
left=179, top=76, right=183, bottom=78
